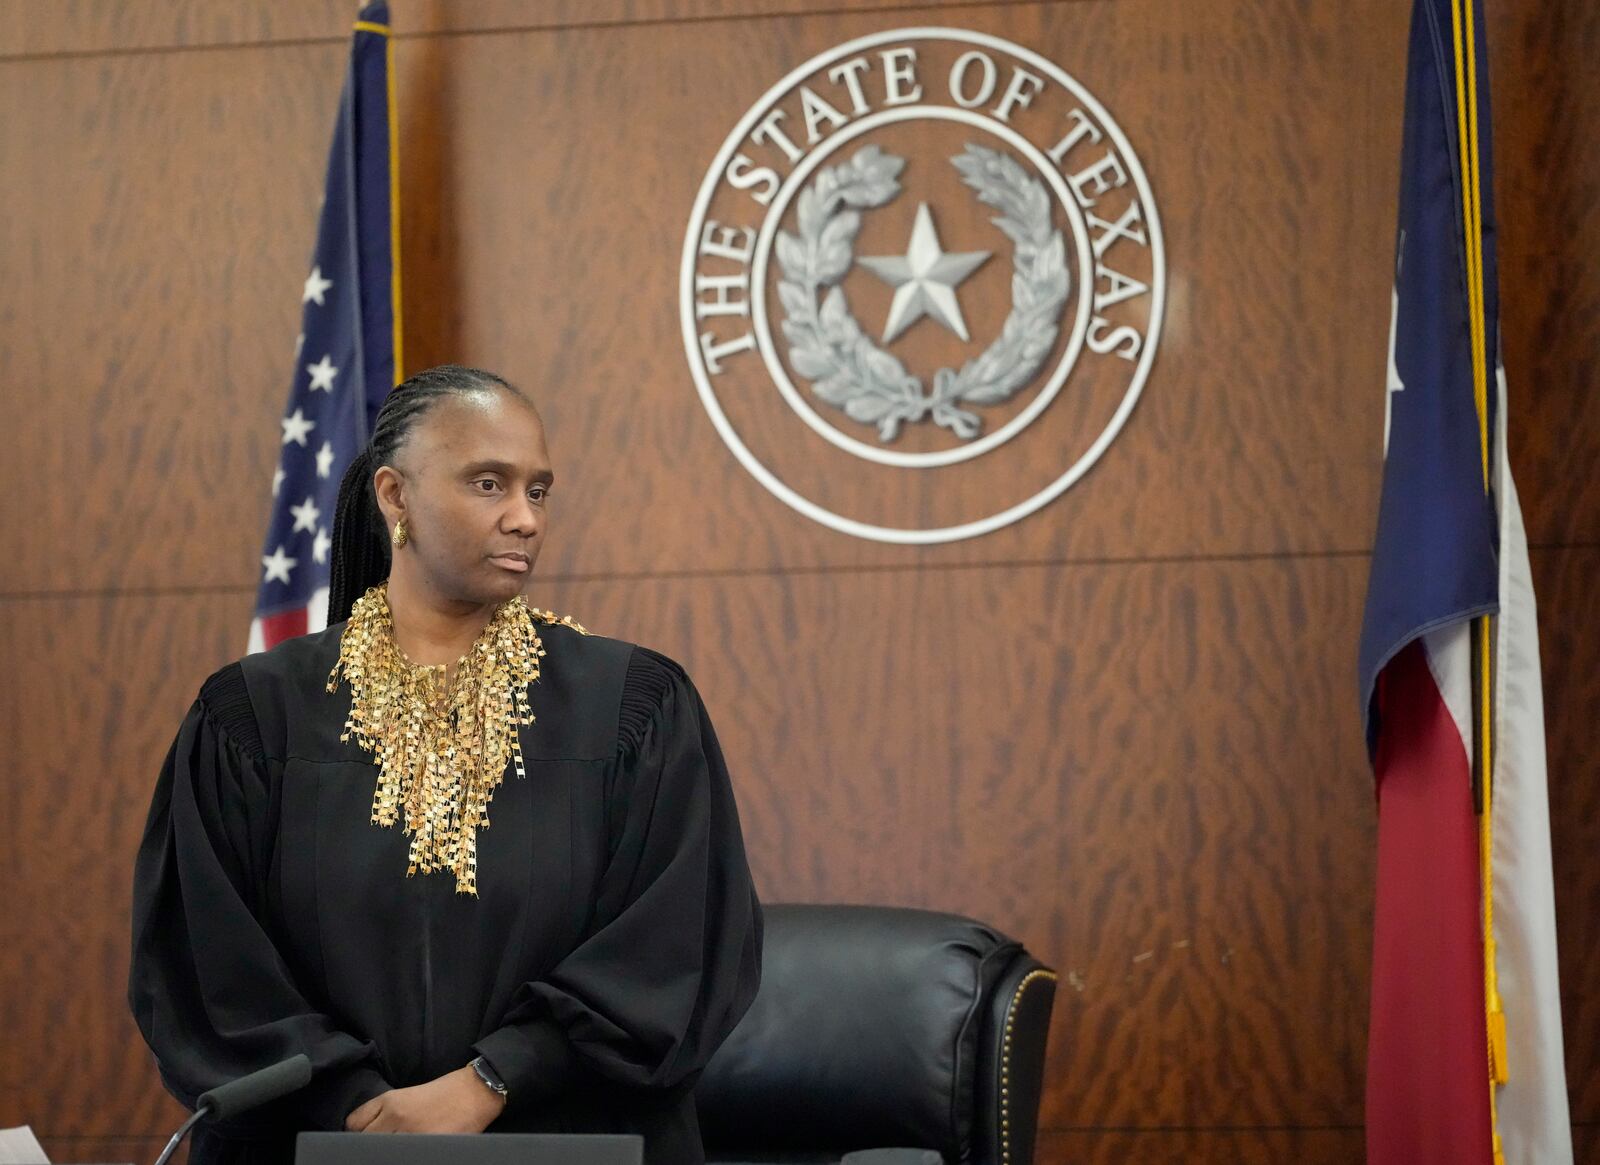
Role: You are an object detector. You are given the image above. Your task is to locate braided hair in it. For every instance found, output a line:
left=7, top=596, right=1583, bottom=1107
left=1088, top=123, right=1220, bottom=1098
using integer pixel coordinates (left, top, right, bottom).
left=328, top=364, right=528, bottom=624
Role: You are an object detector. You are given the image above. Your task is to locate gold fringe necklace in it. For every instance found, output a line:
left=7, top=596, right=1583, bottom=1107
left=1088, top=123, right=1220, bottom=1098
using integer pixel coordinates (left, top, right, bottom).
left=327, top=583, right=570, bottom=896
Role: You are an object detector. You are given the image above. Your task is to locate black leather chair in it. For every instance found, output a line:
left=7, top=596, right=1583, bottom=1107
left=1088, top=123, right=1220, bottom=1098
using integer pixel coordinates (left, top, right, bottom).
left=696, top=905, right=1056, bottom=1165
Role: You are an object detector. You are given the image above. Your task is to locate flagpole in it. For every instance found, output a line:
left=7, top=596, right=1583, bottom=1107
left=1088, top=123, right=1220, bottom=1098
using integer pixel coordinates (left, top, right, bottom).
left=384, top=16, right=403, bottom=385
left=1448, top=3, right=1506, bottom=1163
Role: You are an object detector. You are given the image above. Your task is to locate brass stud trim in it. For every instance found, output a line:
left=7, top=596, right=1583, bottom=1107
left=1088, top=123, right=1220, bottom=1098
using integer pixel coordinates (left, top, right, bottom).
left=999, top=968, right=1056, bottom=1165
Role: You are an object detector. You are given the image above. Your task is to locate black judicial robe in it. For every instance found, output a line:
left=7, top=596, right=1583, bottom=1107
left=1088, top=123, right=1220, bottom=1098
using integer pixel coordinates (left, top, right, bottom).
left=129, top=621, right=762, bottom=1165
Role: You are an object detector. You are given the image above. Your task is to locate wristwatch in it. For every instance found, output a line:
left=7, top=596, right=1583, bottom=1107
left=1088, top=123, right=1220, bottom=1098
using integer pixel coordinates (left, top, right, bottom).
left=470, top=1055, right=509, bottom=1101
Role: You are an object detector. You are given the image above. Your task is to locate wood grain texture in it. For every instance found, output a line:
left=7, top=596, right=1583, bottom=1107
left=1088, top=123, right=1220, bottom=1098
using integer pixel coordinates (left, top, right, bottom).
left=2, top=0, right=1599, bottom=1160
left=0, top=590, right=251, bottom=1137
left=1489, top=3, right=1600, bottom=549
left=1530, top=547, right=1600, bottom=1123
left=1575, top=1125, right=1600, bottom=1165
left=1, top=556, right=1376, bottom=1138
left=38, top=1136, right=184, bottom=1165
left=0, top=0, right=1058, bottom=60
left=1035, top=1127, right=1364, bottom=1165
left=530, top=554, right=1378, bottom=1130
left=1034, top=1126, right=1596, bottom=1165
left=392, top=0, right=1407, bottom=573
left=0, top=43, right=339, bottom=595
left=11, top=0, right=1595, bottom=588
left=2, top=0, right=1413, bottom=594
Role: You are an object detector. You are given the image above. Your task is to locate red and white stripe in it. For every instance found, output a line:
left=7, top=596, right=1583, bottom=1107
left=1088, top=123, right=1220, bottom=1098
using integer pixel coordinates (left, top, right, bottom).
left=246, top=586, right=329, bottom=654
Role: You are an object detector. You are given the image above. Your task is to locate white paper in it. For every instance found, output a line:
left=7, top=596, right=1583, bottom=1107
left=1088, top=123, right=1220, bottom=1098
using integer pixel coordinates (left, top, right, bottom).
left=0, top=1127, right=49, bottom=1165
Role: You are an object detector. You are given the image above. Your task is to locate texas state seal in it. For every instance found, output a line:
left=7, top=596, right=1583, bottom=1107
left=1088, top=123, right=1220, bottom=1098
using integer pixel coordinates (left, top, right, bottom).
left=682, top=27, right=1164, bottom=543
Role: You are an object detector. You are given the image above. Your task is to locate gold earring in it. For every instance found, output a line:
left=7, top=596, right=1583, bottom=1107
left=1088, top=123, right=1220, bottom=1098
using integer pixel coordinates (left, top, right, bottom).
left=391, top=519, right=408, bottom=548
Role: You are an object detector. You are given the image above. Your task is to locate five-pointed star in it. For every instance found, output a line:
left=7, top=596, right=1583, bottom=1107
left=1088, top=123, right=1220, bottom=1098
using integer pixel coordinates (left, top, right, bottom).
left=289, top=496, right=321, bottom=534
left=262, top=544, right=298, bottom=585
left=272, top=466, right=285, bottom=497
left=312, top=527, right=333, bottom=565
left=858, top=203, right=991, bottom=343
left=315, top=441, right=336, bottom=479
left=281, top=408, right=315, bottom=446
left=305, top=354, right=339, bottom=392
left=302, top=266, right=333, bottom=306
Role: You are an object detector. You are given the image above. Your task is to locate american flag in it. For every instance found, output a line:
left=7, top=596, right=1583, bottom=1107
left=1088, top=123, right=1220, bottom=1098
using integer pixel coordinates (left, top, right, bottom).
left=1358, top=1, right=1570, bottom=1161
left=250, top=1, right=400, bottom=652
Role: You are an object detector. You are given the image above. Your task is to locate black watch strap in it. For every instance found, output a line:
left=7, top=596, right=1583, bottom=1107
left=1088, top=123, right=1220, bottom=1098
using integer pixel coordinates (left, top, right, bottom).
left=470, top=1055, right=509, bottom=1099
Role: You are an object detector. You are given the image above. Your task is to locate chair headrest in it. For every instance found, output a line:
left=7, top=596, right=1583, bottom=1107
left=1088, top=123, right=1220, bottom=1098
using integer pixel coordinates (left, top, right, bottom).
left=696, top=904, right=1022, bottom=1157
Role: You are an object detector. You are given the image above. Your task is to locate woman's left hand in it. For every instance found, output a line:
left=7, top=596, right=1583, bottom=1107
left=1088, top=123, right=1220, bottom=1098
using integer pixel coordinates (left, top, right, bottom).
left=346, top=1065, right=507, bottom=1133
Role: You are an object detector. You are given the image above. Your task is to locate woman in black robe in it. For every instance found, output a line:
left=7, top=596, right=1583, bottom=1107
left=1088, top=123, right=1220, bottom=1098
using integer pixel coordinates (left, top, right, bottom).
left=129, top=365, right=762, bottom=1165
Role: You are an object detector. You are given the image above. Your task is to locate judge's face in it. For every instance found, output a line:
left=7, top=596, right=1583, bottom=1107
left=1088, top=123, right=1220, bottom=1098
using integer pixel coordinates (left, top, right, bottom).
left=377, top=390, right=554, bottom=608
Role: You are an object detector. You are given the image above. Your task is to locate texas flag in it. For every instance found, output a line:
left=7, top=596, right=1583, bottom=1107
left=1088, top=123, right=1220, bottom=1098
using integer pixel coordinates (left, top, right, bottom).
left=1358, top=1, right=1572, bottom=1162
left=250, top=2, right=400, bottom=652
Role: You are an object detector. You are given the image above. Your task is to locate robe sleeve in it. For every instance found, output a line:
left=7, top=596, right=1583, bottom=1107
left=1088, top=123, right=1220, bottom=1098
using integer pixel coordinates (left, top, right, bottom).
left=473, top=647, right=763, bottom=1105
left=129, top=663, right=392, bottom=1131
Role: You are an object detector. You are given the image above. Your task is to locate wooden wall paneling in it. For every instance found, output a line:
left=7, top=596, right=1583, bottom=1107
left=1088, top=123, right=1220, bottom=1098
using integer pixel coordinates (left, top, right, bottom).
left=1574, top=1124, right=1600, bottom=1165
left=4, top=0, right=1414, bottom=595
left=0, top=43, right=339, bottom=595
left=1489, top=3, right=1600, bottom=548
left=1530, top=547, right=1600, bottom=1124
left=0, top=0, right=1057, bottom=61
left=530, top=553, right=1376, bottom=1132
left=399, top=0, right=1409, bottom=579
left=0, top=557, right=1374, bottom=1142
left=0, top=590, right=252, bottom=1136
left=2, top=0, right=1598, bottom=1160
left=37, top=1136, right=180, bottom=1165
left=1036, top=1127, right=1365, bottom=1165
left=0, top=0, right=354, bottom=59
left=7, top=0, right=1594, bottom=590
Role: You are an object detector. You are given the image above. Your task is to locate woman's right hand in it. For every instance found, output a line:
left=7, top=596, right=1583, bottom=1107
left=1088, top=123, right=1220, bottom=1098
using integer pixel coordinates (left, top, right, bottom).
left=345, top=1066, right=506, bottom=1134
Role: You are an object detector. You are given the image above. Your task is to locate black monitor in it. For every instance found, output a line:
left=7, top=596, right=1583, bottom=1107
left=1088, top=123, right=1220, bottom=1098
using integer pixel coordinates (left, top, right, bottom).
left=295, top=1133, right=644, bottom=1165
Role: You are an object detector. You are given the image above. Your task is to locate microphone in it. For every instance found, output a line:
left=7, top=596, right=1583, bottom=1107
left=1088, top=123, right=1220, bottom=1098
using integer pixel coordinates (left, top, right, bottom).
left=197, top=1054, right=314, bottom=1119
left=154, top=1054, right=313, bottom=1165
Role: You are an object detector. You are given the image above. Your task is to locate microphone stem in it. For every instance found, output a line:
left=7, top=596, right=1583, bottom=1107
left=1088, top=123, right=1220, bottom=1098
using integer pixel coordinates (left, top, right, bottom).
left=154, top=1105, right=209, bottom=1165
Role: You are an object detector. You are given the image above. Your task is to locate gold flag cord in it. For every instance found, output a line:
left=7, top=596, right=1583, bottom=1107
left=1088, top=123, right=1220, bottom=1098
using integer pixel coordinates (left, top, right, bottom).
left=1449, top=2, right=1505, bottom=1162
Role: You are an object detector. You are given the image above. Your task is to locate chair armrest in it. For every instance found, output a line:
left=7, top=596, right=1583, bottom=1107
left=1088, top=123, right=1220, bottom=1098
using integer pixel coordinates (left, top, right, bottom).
left=975, top=959, right=1056, bottom=1165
